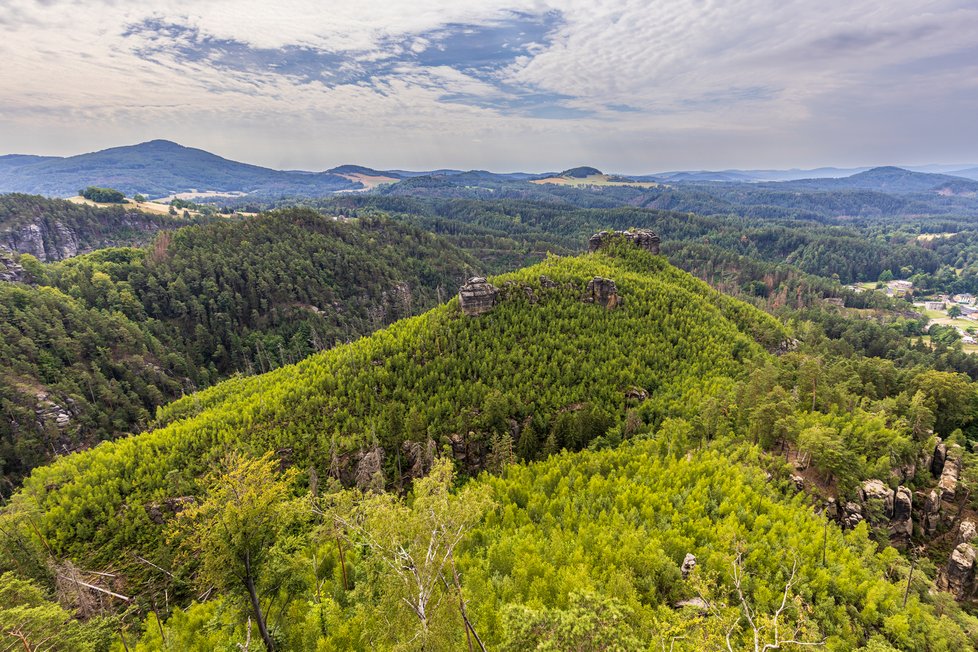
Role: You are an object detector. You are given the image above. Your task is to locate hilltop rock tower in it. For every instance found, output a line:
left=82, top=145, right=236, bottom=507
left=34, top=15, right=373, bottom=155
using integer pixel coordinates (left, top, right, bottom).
left=588, top=229, right=660, bottom=255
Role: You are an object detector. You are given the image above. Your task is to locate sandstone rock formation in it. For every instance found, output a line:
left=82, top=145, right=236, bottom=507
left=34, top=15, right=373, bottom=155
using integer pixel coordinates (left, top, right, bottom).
left=0, top=251, right=27, bottom=282
left=842, top=501, right=864, bottom=529
left=958, top=520, right=978, bottom=547
left=939, top=543, right=976, bottom=600
left=458, top=277, right=498, bottom=316
left=891, top=486, right=913, bottom=541
left=860, top=479, right=894, bottom=518
left=584, top=277, right=621, bottom=309
left=922, top=489, right=942, bottom=535
left=34, top=391, right=73, bottom=431
left=940, top=456, right=961, bottom=501
left=681, top=553, right=697, bottom=579
left=588, top=229, right=660, bottom=255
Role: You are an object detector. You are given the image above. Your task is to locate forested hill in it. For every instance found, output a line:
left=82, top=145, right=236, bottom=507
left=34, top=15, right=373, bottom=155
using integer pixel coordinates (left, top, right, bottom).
left=0, top=194, right=187, bottom=262
left=6, top=239, right=978, bottom=649
left=4, top=240, right=784, bottom=576
left=0, top=209, right=477, bottom=492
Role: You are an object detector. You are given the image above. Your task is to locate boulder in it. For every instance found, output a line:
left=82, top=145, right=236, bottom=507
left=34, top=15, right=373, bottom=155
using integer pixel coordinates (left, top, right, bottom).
left=539, top=275, right=558, bottom=288
left=939, top=543, right=976, bottom=600
left=958, top=519, right=978, bottom=547
left=674, top=597, right=709, bottom=613
left=588, top=229, right=660, bottom=255
left=860, top=479, right=894, bottom=518
left=144, top=496, right=196, bottom=524
left=843, top=502, right=864, bottom=529
left=824, top=497, right=840, bottom=521
left=680, top=553, right=697, bottom=579
left=458, top=277, right=498, bottom=316
left=790, top=475, right=805, bottom=493
left=584, top=277, right=621, bottom=309
left=891, top=486, right=913, bottom=541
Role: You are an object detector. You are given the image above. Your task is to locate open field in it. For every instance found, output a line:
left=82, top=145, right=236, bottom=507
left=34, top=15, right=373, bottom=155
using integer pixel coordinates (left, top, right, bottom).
left=334, top=172, right=399, bottom=191
left=68, top=195, right=185, bottom=216
left=531, top=173, right=660, bottom=188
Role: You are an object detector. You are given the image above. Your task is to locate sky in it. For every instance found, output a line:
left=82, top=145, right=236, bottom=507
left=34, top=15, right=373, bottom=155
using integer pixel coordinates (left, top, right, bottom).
left=2, top=0, right=978, bottom=173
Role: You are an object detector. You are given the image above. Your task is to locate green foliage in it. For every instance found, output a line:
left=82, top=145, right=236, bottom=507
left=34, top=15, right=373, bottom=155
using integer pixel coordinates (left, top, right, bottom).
left=3, top=249, right=780, bottom=581
left=0, top=572, right=115, bottom=651
left=0, top=208, right=476, bottom=489
left=80, top=187, right=126, bottom=203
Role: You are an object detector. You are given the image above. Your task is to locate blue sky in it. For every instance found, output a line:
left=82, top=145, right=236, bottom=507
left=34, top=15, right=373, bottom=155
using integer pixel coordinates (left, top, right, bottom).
left=2, top=0, right=978, bottom=172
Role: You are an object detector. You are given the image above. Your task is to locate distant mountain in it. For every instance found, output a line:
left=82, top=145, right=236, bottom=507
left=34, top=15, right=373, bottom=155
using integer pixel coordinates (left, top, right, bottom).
left=327, top=164, right=404, bottom=178
left=773, top=166, right=978, bottom=193
left=949, top=167, right=978, bottom=181
left=0, top=140, right=358, bottom=198
left=561, top=166, right=603, bottom=178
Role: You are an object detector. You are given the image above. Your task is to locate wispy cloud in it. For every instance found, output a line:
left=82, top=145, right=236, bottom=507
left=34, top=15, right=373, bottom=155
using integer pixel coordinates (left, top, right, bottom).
left=1, top=0, right=977, bottom=171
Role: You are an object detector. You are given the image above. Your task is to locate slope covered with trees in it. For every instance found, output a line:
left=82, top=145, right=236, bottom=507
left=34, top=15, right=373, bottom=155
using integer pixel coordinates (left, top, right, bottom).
left=5, top=237, right=978, bottom=649
left=2, top=242, right=782, bottom=575
left=0, top=209, right=477, bottom=491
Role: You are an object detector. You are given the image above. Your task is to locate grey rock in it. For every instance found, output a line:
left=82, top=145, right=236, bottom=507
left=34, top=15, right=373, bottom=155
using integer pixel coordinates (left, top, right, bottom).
left=932, top=439, right=947, bottom=478
left=680, top=553, right=697, bottom=579
left=458, top=277, right=498, bottom=316
left=584, top=277, right=621, bottom=309
left=843, top=501, right=864, bottom=529
left=939, top=543, right=976, bottom=600
left=0, top=251, right=28, bottom=283
left=860, top=479, right=894, bottom=518
left=588, top=229, right=660, bottom=255
left=891, top=486, right=913, bottom=541
left=790, top=475, right=805, bottom=493
left=958, top=519, right=978, bottom=547
left=923, top=489, right=942, bottom=535
left=674, top=597, right=709, bottom=612
left=940, top=457, right=961, bottom=501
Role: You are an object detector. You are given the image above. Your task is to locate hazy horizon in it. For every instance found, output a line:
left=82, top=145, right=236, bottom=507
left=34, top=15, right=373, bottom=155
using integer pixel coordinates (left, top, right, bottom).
left=4, top=1, right=978, bottom=172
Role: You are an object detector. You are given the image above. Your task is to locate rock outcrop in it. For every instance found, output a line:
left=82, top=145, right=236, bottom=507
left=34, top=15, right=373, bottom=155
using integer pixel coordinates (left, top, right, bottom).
left=957, top=520, right=978, bottom=547
left=144, top=496, right=196, bottom=524
left=34, top=391, right=73, bottom=431
left=939, top=543, right=977, bottom=600
left=940, top=456, right=961, bottom=501
left=922, top=489, right=942, bottom=535
left=932, top=439, right=947, bottom=478
left=584, top=277, right=621, bottom=309
left=588, top=229, right=660, bottom=255
left=0, top=251, right=27, bottom=282
left=458, top=277, right=498, bottom=316
left=842, top=501, right=864, bottom=529
left=860, top=479, right=894, bottom=520
left=891, top=486, right=913, bottom=541
left=681, top=553, right=697, bottom=579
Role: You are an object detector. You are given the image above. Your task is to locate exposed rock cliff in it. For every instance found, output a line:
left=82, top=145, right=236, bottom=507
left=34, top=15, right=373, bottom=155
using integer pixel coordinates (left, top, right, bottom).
left=584, top=276, right=621, bottom=309
left=459, top=277, right=498, bottom=316
left=588, top=229, right=661, bottom=255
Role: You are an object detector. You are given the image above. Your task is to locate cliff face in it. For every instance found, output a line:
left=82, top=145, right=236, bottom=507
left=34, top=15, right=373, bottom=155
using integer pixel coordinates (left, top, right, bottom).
left=0, top=214, right=171, bottom=261
left=0, top=194, right=180, bottom=262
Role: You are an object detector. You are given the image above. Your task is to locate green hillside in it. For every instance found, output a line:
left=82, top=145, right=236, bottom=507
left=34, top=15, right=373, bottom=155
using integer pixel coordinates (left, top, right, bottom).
left=0, top=209, right=477, bottom=491
left=3, top=241, right=783, bottom=571
left=5, top=238, right=978, bottom=650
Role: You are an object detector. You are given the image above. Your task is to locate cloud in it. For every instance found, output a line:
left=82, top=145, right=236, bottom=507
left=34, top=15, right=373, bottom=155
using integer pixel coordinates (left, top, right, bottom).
left=1, top=0, right=978, bottom=171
